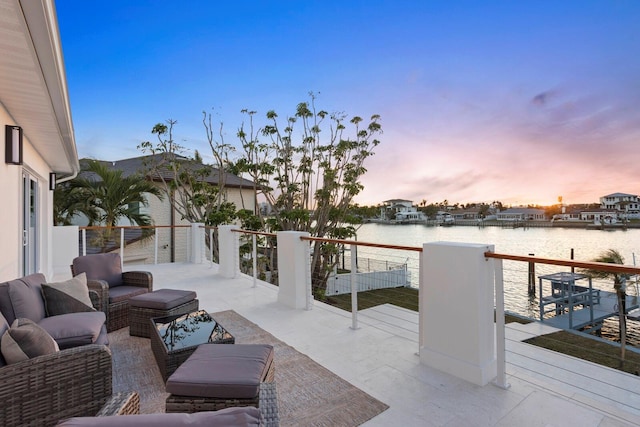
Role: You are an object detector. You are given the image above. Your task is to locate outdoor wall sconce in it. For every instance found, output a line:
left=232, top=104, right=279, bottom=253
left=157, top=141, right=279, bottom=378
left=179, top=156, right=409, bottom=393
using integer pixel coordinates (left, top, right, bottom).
left=49, top=172, right=56, bottom=191
left=5, top=125, right=23, bottom=165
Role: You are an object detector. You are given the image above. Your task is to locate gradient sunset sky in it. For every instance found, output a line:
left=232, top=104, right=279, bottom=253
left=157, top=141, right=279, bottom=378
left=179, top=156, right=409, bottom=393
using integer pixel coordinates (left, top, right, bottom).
left=56, top=1, right=640, bottom=207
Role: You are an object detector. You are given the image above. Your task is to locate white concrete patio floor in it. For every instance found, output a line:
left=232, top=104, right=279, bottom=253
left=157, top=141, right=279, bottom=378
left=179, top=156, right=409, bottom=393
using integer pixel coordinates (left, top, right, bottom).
left=132, top=262, right=640, bottom=426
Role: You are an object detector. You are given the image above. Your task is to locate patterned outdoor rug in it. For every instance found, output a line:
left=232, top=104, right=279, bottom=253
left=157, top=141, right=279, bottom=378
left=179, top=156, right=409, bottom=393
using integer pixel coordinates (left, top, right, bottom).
left=109, top=310, right=389, bottom=426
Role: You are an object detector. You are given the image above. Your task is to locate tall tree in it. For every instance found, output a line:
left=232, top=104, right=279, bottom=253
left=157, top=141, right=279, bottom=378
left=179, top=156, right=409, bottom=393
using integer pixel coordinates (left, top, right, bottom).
left=231, top=93, right=382, bottom=295
left=581, top=249, right=630, bottom=366
left=138, top=119, right=239, bottom=228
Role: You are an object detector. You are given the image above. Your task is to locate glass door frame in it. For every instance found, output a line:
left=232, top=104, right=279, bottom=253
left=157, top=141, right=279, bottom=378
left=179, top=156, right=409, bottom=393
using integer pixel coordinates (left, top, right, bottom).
left=22, top=170, right=39, bottom=276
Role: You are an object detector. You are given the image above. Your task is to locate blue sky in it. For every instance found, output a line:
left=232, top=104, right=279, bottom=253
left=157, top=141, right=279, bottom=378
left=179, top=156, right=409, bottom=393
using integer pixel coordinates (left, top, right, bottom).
left=56, top=1, right=640, bottom=206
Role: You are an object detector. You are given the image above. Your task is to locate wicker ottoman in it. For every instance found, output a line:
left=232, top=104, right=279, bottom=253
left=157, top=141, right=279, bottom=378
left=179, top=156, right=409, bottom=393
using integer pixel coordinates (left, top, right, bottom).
left=165, top=343, right=275, bottom=413
left=128, top=289, right=198, bottom=338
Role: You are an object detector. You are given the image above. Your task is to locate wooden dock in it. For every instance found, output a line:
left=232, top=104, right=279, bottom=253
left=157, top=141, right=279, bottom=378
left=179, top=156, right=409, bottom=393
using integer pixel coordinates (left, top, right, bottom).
left=541, top=290, right=639, bottom=331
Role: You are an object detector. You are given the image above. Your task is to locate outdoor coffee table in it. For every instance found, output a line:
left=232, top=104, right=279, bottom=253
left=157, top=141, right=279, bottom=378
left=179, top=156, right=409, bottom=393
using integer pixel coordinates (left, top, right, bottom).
left=150, top=310, right=235, bottom=381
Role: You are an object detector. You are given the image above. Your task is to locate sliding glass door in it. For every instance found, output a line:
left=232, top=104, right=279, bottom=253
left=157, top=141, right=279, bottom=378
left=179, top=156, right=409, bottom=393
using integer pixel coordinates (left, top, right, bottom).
left=22, top=172, right=38, bottom=275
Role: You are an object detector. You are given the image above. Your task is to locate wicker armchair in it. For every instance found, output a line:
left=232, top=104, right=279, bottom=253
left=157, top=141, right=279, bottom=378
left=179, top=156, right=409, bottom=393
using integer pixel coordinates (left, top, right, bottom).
left=71, top=253, right=153, bottom=332
left=0, top=344, right=113, bottom=427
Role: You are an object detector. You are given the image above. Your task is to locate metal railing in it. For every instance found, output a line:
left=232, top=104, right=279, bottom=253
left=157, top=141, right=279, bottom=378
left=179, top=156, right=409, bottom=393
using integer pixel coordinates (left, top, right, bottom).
left=74, top=224, right=640, bottom=390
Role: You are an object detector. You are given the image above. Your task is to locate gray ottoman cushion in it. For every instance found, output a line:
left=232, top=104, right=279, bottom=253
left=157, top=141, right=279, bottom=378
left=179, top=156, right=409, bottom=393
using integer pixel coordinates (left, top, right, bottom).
left=129, top=289, right=197, bottom=310
left=166, top=344, right=274, bottom=399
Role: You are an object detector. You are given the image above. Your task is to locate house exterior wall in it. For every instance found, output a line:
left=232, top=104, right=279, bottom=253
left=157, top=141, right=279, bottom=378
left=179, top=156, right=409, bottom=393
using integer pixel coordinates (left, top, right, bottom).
left=0, top=105, right=56, bottom=281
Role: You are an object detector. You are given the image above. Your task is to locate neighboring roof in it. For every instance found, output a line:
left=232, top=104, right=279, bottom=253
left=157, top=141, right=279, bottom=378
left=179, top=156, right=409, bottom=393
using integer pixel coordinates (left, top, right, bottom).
left=80, top=155, right=256, bottom=188
left=383, top=199, right=413, bottom=204
left=0, top=0, right=78, bottom=177
left=602, top=193, right=638, bottom=198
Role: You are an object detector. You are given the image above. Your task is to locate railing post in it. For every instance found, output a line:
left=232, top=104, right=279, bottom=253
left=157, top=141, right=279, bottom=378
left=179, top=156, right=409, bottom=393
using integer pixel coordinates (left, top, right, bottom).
left=82, top=228, right=87, bottom=256
left=209, top=228, right=214, bottom=265
left=493, top=257, right=510, bottom=389
left=154, top=227, right=158, bottom=264
left=120, top=227, right=124, bottom=269
left=218, top=225, right=240, bottom=278
left=420, top=242, right=497, bottom=386
left=189, top=223, right=205, bottom=264
left=276, top=231, right=312, bottom=310
left=252, top=234, right=258, bottom=288
left=350, top=244, right=359, bottom=329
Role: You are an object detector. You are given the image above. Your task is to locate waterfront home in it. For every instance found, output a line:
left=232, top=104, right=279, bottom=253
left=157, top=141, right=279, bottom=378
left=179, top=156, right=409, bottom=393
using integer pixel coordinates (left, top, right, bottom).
left=600, top=192, right=640, bottom=219
left=579, top=208, right=622, bottom=223
left=451, top=207, right=483, bottom=220
left=380, top=199, right=427, bottom=222
left=496, top=207, right=546, bottom=221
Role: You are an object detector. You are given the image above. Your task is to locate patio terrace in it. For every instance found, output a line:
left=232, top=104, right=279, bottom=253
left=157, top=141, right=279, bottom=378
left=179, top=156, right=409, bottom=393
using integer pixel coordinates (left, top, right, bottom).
left=113, top=260, right=640, bottom=427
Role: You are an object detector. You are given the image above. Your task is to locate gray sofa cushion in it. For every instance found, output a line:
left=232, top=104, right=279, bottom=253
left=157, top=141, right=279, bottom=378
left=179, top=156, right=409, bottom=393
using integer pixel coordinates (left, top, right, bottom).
left=0, top=281, right=15, bottom=325
left=8, top=274, right=47, bottom=322
left=0, top=310, right=9, bottom=366
left=166, top=344, right=274, bottom=399
left=129, top=289, right=197, bottom=310
left=72, top=254, right=123, bottom=287
left=109, top=286, right=148, bottom=303
left=1, top=318, right=59, bottom=364
left=38, top=311, right=107, bottom=349
left=42, top=273, right=96, bottom=316
left=56, top=407, right=262, bottom=426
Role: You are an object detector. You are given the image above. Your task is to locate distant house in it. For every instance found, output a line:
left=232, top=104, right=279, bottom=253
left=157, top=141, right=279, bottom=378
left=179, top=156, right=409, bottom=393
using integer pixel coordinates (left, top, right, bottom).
left=76, top=155, right=257, bottom=228
left=451, top=208, right=482, bottom=220
left=496, top=208, right=546, bottom=221
left=600, top=193, right=640, bottom=219
left=552, top=207, right=583, bottom=222
left=579, top=208, right=621, bottom=223
left=380, top=199, right=426, bottom=222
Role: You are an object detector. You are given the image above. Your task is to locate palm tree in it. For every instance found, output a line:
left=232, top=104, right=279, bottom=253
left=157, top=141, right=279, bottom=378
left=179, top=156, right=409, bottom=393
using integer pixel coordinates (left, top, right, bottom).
left=72, top=160, right=164, bottom=248
left=53, top=181, right=99, bottom=225
left=582, top=249, right=630, bottom=366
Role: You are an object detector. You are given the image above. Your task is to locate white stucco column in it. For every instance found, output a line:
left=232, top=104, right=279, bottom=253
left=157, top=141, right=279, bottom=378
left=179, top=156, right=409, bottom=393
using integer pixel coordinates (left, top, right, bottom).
left=189, top=223, right=205, bottom=264
left=419, top=241, right=496, bottom=386
left=218, top=225, right=240, bottom=278
left=51, top=226, right=79, bottom=281
left=277, top=231, right=312, bottom=309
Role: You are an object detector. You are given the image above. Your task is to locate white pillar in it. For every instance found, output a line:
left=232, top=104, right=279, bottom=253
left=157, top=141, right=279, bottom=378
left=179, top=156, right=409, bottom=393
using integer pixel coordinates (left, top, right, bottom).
left=218, top=225, right=239, bottom=278
left=51, top=226, right=79, bottom=280
left=277, top=231, right=312, bottom=309
left=420, top=241, right=496, bottom=386
left=190, top=223, right=205, bottom=264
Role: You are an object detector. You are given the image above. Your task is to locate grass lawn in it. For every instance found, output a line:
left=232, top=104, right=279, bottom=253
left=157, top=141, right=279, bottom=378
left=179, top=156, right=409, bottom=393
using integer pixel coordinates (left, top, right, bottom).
left=324, top=287, right=640, bottom=376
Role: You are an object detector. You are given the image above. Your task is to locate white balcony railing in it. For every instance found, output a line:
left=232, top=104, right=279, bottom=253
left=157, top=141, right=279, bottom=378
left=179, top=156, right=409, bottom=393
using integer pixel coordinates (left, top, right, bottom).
left=52, top=223, right=640, bottom=389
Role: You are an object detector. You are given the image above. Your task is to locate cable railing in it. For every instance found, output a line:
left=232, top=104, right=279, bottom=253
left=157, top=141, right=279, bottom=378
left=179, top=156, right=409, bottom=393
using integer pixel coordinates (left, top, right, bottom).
left=78, top=225, right=193, bottom=267
left=71, top=224, right=640, bottom=388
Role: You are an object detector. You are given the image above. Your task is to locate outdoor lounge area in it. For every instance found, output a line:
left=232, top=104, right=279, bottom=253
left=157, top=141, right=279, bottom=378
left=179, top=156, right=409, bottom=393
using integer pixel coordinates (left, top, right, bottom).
left=63, top=259, right=638, bottom=427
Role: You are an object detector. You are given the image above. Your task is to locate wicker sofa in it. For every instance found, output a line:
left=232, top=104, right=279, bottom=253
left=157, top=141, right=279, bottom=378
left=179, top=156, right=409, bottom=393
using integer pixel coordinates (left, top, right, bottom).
left=71, top=253, right=153, bottom=332
left=0, top=273, right=115, bottom=426
left=0, top=342, right=114, bottom=427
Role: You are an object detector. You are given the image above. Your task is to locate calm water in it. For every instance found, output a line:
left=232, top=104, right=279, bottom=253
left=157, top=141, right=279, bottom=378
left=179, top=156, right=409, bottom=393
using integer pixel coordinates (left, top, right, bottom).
left=354, top=223, right=640, bottom=344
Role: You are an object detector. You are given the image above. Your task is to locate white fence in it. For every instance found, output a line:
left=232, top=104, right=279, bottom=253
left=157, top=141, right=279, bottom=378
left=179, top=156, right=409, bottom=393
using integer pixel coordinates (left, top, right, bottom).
left=326, top=268, right=411, bottom=295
